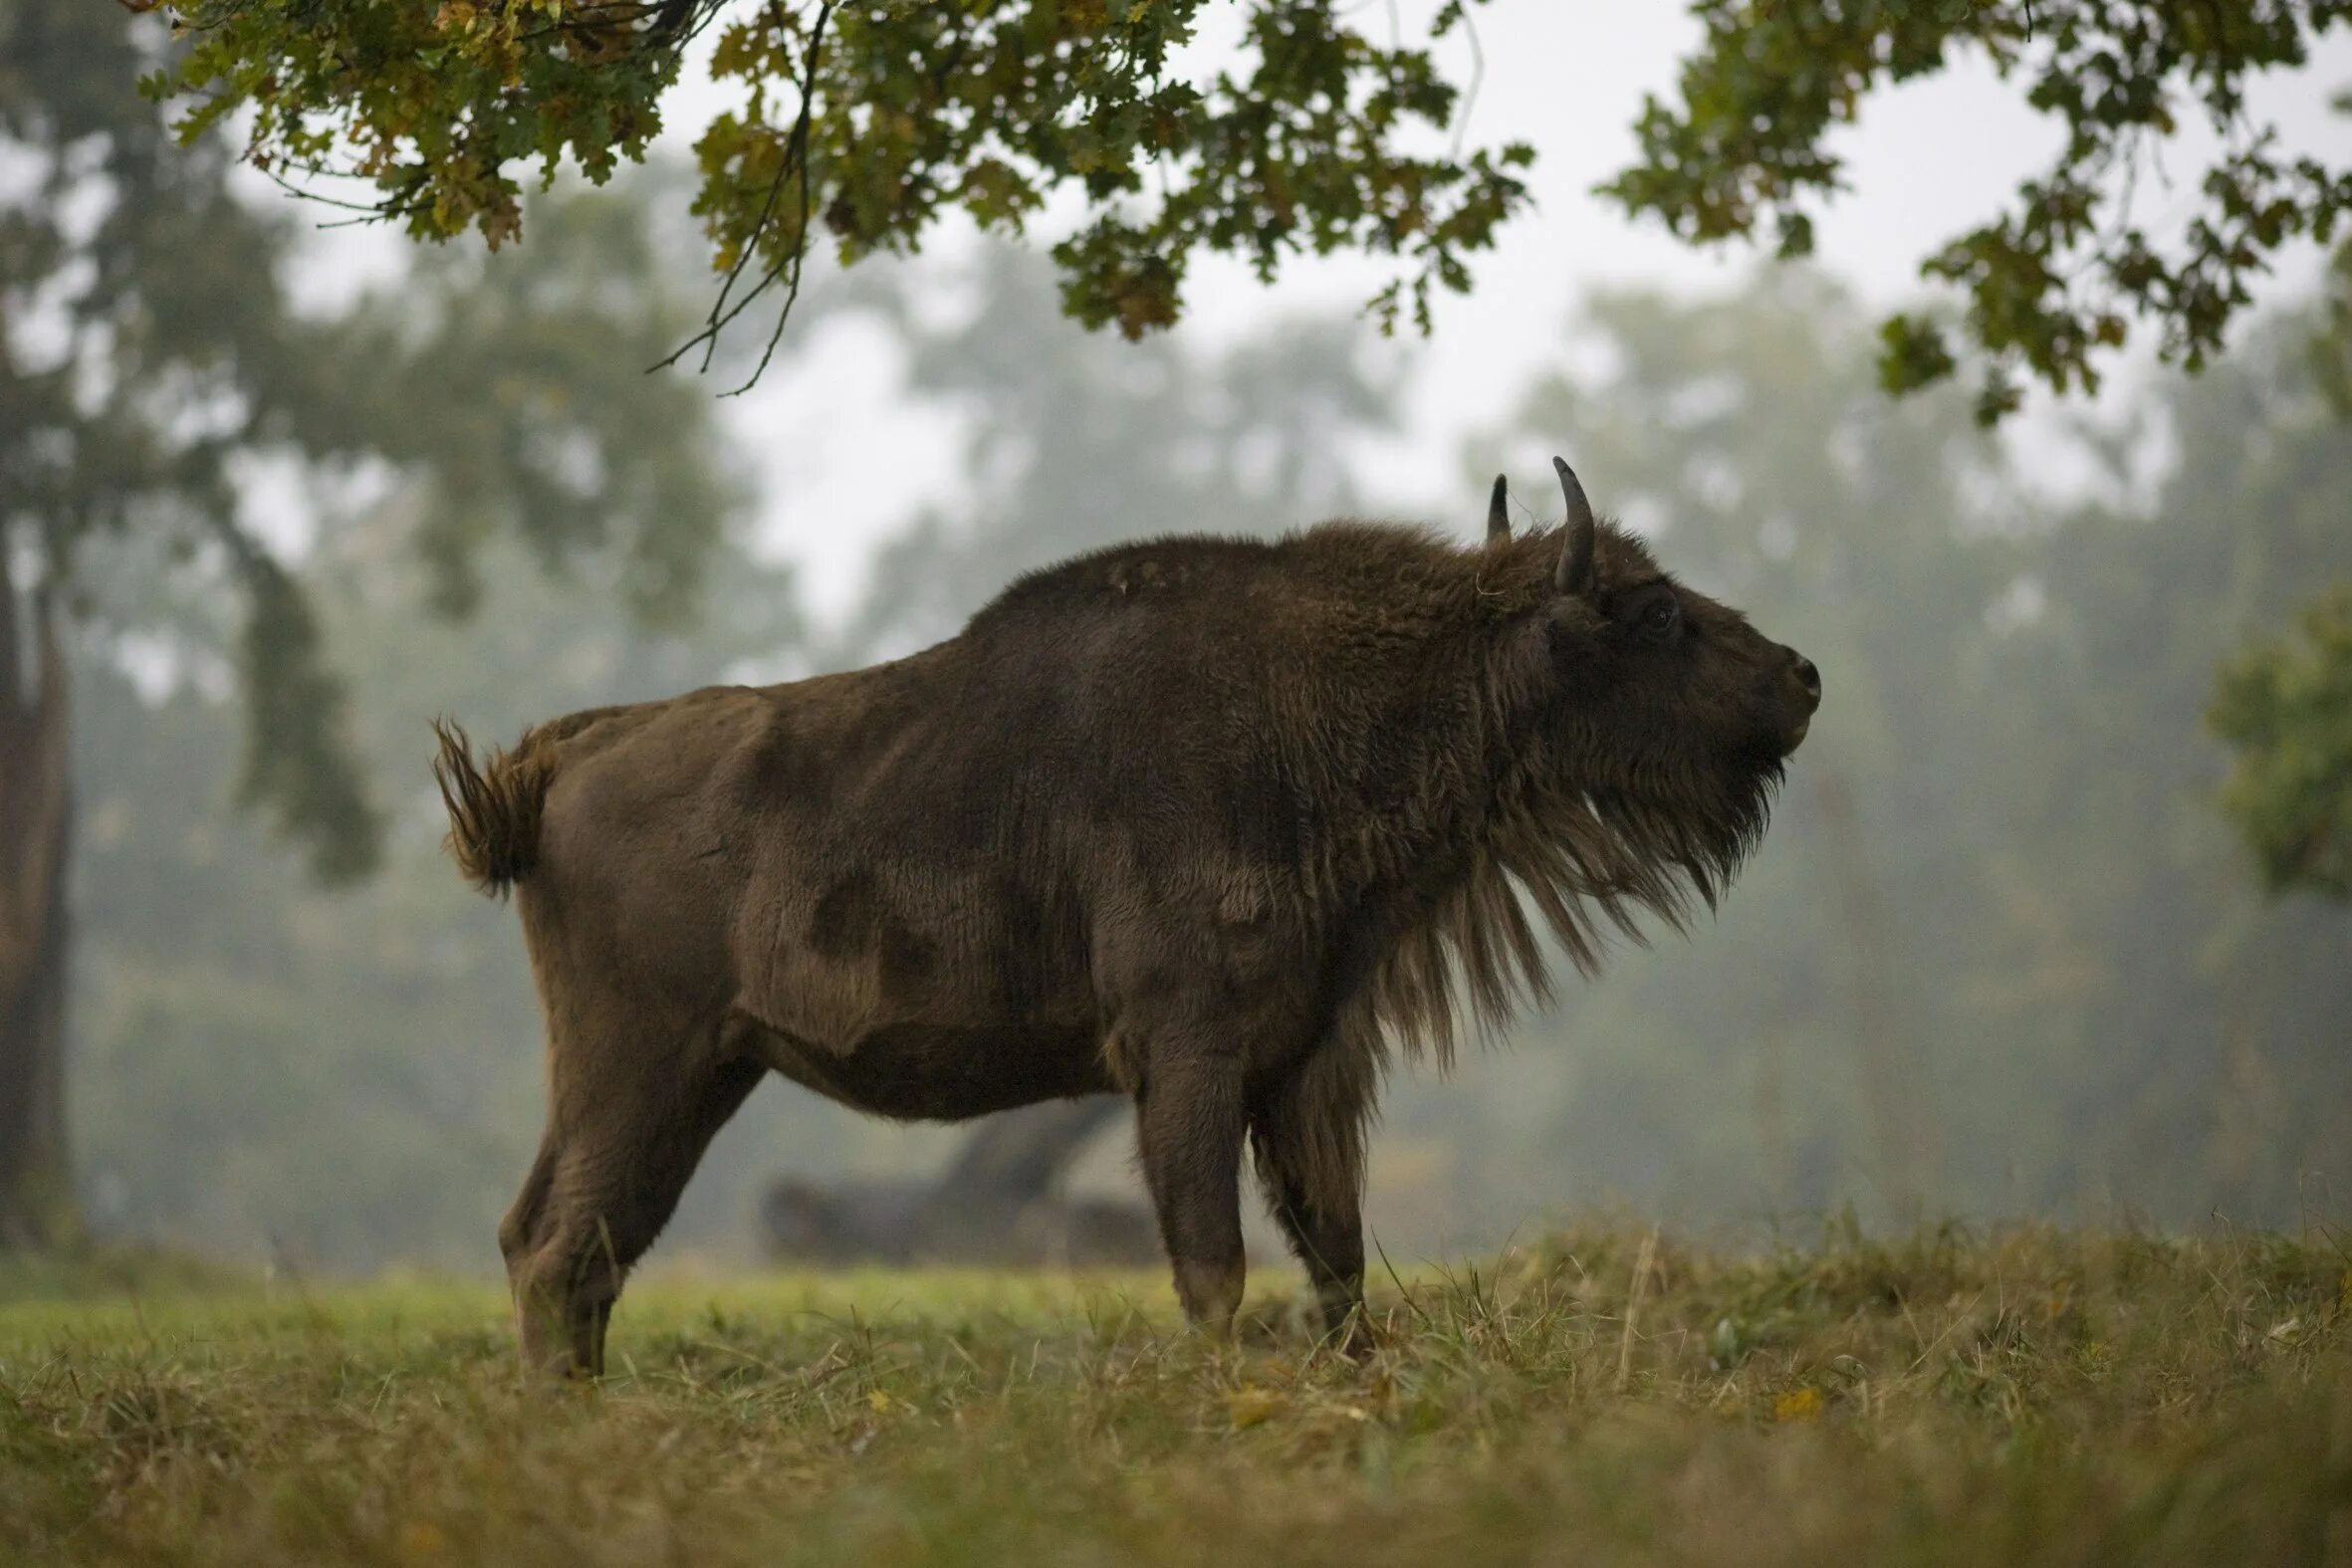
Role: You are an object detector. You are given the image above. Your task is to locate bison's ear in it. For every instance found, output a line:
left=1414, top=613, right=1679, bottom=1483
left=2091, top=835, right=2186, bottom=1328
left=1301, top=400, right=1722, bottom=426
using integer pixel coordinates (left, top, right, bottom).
left=1552, top=457, right=1596, bottom=596
left=1487, top=475, right=1511, bottom=543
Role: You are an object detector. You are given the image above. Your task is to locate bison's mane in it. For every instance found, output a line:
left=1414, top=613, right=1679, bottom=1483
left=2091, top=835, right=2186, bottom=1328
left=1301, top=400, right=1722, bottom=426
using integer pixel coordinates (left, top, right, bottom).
left=970, top=520, right=1781, bottom=1081
left=1321, top=525, right=1782, bottom=1076
left=1359, top=723, right=1783, bottom=1072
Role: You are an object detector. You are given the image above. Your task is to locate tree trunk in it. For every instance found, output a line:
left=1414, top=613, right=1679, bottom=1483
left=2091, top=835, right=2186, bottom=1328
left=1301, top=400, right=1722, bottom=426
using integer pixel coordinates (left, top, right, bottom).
left=933, top=1096, right=1123, bottom=1204
left=760, top=1099, right=1136, bottom=1264
left=0, top=555, right=73, bottom=1250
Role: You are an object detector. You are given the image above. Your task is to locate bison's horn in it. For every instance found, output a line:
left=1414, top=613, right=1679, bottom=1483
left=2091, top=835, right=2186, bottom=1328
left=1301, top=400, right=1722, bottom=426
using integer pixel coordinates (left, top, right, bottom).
left=1487, top=475, right=1511, bottom=543
left=1552, top=456, right=1596, bottom=594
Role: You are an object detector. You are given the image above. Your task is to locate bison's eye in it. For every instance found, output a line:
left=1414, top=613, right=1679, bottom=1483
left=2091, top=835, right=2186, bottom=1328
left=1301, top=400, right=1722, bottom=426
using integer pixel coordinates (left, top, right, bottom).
left=1640, top=596, right=1682, bottom=643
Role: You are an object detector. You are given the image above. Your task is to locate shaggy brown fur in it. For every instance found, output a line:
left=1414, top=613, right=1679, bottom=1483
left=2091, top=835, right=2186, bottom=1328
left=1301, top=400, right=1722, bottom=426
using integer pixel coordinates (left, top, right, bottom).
left=436, top=463, right=1819, bottom=1375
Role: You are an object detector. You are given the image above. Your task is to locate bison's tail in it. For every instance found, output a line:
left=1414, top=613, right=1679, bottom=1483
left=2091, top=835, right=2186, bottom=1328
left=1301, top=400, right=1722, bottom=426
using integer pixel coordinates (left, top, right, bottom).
left=429, top=718, right=557, bottom=898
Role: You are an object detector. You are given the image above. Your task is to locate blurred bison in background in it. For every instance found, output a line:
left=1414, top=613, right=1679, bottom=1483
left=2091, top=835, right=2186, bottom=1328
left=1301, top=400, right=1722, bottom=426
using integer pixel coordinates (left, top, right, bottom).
left=433, top=458, right=1818, bottom=1375
left=760, top=1097, right=1157, bottom=1266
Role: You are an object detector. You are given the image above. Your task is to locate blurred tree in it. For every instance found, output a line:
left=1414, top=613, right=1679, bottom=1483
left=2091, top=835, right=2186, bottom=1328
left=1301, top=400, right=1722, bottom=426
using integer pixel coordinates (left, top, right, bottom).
left=157, top=0, right=1533, bottom=383
left=830, top=244, right=1399, bottom=662
left=58, top=241, right=2352, bottom=1263
left=2206, top=241, right=2352, bottom=902
left=1605, top=5, right=2351, bottom=423
left=2210, top=585, right=2352, bottom=898
left=1451, top=267, right=2352, bottom=1233
left=0, top=0, right=743, bottom=1246
left=2313, top=234, right=2352, bottom=416
left=1452, top=270, right=2009, bottom=1228
left=71, top=527, right=799, bottom=1270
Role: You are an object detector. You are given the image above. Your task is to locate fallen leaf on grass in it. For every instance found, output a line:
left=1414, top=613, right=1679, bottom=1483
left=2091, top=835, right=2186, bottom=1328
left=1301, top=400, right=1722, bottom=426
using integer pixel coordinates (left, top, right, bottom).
left=1228, top=1387, right=1286, bottom=1429
left=1771, top=1387, right=1824, bottom=1423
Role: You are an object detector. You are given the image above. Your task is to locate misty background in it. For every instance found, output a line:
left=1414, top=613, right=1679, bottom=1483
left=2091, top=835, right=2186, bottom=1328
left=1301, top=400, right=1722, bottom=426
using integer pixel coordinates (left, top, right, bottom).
left=31, top=10, right=2352, bottom=1271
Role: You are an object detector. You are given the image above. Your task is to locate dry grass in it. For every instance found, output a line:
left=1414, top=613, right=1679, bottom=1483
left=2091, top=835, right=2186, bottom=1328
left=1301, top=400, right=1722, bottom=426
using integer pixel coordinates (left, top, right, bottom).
left=3, top=1222, right=2349, bottom=1565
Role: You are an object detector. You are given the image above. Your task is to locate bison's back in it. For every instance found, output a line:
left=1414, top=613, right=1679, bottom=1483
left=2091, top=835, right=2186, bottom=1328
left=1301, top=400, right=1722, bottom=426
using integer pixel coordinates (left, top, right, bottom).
left=508, top=526, right=1463, bottom=1108
left=514, top=656, right=1107, bottom=1092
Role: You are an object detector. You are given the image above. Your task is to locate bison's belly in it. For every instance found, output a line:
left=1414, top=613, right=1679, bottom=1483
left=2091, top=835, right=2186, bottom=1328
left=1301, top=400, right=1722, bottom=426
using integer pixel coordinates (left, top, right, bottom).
left=746, top=1016, right=1114, bottom=1121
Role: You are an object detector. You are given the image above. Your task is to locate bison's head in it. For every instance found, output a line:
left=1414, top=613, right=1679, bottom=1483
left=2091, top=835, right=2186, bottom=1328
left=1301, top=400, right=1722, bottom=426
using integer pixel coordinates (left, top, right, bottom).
left=1502, top=458, right=1819, bottom=911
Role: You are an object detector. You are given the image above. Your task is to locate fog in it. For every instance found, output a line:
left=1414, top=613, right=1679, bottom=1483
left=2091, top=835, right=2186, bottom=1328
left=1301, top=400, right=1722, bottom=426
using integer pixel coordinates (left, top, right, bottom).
left=17, top=7, right=2352, bottom=1274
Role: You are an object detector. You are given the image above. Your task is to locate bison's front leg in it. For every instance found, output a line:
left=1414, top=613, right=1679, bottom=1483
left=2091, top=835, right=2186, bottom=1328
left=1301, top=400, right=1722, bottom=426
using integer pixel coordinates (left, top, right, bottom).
left=1251, top=1050, right=1372, bottom=1348
left=1132, top=1049, right=1249, bottom=1335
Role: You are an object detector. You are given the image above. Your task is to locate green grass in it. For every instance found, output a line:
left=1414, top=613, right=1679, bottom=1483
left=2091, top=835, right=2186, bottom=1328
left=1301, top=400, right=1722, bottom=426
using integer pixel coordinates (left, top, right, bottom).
left=3, top=1223, right=2348, bottom=1565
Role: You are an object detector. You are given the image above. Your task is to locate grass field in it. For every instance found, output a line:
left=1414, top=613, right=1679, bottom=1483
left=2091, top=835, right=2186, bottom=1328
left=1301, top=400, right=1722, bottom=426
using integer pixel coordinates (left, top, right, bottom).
left=3, top=1223, right=2348, bottom=1565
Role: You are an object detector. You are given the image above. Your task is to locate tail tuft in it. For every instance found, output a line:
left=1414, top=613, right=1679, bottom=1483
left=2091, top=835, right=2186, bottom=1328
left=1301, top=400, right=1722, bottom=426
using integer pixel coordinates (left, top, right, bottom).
left=429, top=718, right=556, bottom=897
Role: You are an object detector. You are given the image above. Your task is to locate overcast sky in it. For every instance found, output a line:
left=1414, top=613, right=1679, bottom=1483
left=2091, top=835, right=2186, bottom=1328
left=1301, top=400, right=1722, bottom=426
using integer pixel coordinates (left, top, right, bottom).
left=557, top=9, right=2352, bottom=620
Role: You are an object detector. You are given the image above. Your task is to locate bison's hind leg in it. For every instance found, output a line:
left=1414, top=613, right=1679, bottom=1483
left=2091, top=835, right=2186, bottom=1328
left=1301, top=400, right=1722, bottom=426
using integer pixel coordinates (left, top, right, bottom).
left=501, top=1013, right=763, bottom=1378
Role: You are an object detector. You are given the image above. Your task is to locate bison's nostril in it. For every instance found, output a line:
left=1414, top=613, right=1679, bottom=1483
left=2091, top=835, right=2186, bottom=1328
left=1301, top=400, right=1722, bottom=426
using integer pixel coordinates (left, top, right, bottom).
left=1791, top=655, right=1820, bottom=700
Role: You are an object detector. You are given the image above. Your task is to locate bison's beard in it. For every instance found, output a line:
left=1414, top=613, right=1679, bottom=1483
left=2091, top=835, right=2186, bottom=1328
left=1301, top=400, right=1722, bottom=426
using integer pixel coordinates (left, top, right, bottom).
left=1356, top=749, right=1783, bottom=1071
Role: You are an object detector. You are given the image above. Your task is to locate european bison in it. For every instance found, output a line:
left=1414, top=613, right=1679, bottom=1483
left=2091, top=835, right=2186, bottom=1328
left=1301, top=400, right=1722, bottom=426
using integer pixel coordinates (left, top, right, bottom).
left=433, top=459, right=1818, bottom=1375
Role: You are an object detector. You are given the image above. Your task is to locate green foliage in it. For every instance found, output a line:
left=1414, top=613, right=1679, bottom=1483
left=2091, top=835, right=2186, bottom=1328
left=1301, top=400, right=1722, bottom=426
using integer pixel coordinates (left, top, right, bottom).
left=1, top=1226, right=2347, bottom=1564
left=1602, top=0, right=2352, bottom=422
left=142, top=2, right=2352, bottom=410
left=2210, top=584, right=2352, bottom=898
left=155, top=0, right=1533, bottom=379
